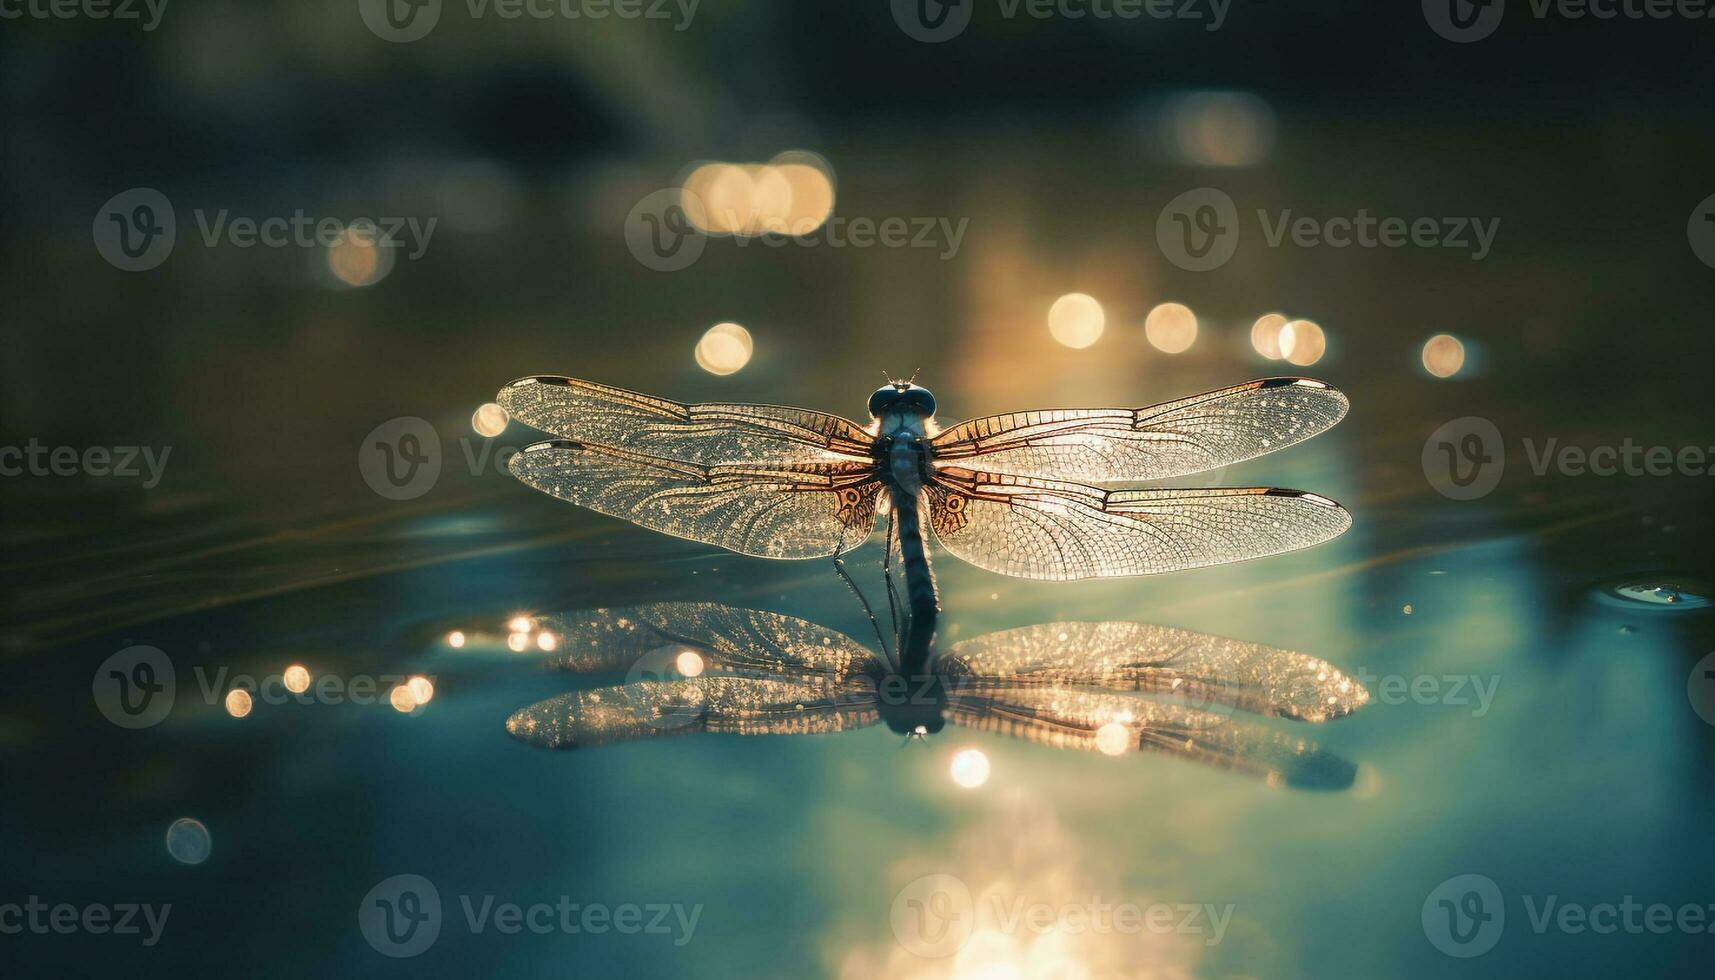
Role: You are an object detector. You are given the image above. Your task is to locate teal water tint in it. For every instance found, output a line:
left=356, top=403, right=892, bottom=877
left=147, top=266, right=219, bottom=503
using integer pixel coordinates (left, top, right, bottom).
left=3, top=378, right=1712, bottom=977
left=5, top=115, right=1715, bottom=978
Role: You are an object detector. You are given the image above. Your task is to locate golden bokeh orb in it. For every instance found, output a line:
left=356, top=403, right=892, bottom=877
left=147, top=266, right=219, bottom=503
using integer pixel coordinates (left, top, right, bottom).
left=676, top=649, right=706, bottom=677
left=1280, top=319, right=1327, bottom=366
left=695, top=322, right=754, bottom=376
left=1422, top=334, right=1466, bottom=378
left=1047, top=293, right=1105, bottom=349
left=389, top=684, right=417, bottom=713
left=326, top=226, right=393, bottom=287
left=1250, top=312, right=1288, bottom=359
left=407, top=675, right=435, bottom=705
left=283, top=664, right=311, bottom=695
left=1144, top=302, right=1199, bottom=354
left=225, top=689, right=253, bottom=718
left=472, top=402, right=509, bottom=437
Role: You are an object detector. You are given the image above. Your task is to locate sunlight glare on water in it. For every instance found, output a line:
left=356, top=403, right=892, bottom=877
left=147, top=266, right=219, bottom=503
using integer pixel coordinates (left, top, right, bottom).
left=949, top=748, right=991, bottom=788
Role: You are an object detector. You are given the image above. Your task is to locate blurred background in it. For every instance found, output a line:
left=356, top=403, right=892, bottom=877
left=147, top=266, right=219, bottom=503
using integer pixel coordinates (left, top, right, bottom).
left=2, top=1, right=1714, bottom=977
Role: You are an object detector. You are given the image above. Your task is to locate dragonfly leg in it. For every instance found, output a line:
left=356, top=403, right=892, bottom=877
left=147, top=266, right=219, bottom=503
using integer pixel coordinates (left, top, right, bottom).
left=833, top=534, right=893, bottom=666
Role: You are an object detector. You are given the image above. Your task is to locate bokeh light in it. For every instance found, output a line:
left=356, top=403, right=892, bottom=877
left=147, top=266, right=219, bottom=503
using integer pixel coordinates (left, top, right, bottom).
left=407, top=675, right=435, bottom=705
left=676, top=649, right=706, bottom=677
left=1095, top=722, right=1131, bottom=756
left=165, top=818, right=211, bottom=865
left=508, top=616, right=533, bottom=633
left=1047, top=293, right=1105, bottom=349
left=535, top=631, right=557, bottom=652
left=1144, top=302, right=1198, bottom=354
left=506, top=632, right=530, bottom=653
left=325, top=225, right=394, bottom=288
left=1280, top=319, right=1327, bottom=366
left=472, top=402, right=508, bottom=437
left=224, top=688, right=252, bottom=718
left=1422, top=334, right=1466, bottom=378
left=446, top=630, right=467, bottom=649
left=695, top=322, right=754, bottom=375
left=1250, top=312, right=1288, bottom=360
left=681, top=153, right=836, bottom=236
left=389, top=685, right=417, bottom=713
left=1164, top=91, right=1277, bottom=167
left=949, top=747, right=991, bottom=789
left=283, top=664, right=310, bottom=694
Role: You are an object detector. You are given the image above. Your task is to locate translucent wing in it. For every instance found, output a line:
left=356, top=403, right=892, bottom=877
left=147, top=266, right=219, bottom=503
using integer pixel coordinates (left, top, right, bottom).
left=499, top=376, right=873, bottom=465
left=931, top=377, right=1347, bottom=482
left=509, top=440, right=882, bottom=559
left=940, top=621, right=1368, bottom=722
left=532, top=603, right=885, bottom=682
left=506, top=677, right=880, bottom=749
left=945, top=688, right=1357, bottom=790
left=924, top=467, right=1350, bottom=581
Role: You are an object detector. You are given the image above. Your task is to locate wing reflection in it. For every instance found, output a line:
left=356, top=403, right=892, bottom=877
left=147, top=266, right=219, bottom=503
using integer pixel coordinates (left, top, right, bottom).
left=945, top=690, right=1357, bottom=791
left=507, top=677, right=881, bottom=749
left=504, top=603, right=1366, bottom=789
left=940, top=620, right=1369, bottom=722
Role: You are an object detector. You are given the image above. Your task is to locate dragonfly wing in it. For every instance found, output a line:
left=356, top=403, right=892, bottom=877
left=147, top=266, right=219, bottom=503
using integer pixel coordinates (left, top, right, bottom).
left=931, top=377, right=1347, bottom=482
left=509, top=440, right=881, bottom=559
left=945, top=688, right=1357, bottom=790
left=940, top=621, right=1368, bottom=722
left=924, top=467, right=1349, bottom=581
left=534, top=603, right=885, bottom=681
left=506, top=677, right=879, bottom=749
left=499, top=376, right=874, bottom=464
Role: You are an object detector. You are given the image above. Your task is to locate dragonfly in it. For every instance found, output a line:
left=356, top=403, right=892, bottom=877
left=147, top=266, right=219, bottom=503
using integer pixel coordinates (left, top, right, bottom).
left=496, top=374, right=1350, bottom=668
left=502, top=603, right=1370, bottom=791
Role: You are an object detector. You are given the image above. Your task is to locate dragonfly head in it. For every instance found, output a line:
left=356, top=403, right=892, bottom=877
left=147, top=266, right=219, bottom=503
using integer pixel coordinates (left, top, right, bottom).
left=880, top=672, right=948, bottom=736
left=868, top=382, right=936, bottom=420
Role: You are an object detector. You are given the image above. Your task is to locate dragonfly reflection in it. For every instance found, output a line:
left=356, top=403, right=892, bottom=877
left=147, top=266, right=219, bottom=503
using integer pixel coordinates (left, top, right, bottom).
left=496, top=374, right=1352, bottom=665
left=504, top=604, right=1369, bottom=790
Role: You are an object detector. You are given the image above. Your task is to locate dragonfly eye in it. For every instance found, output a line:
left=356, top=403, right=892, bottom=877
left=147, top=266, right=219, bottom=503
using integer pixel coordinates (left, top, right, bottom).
left=868, top=386, right=902, bottom=417
left=900, top=386, right=936, bottom=417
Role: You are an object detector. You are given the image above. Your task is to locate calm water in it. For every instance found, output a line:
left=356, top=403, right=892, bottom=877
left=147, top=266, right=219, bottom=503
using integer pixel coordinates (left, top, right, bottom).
left=6, top=119, right=1715, bottom=977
